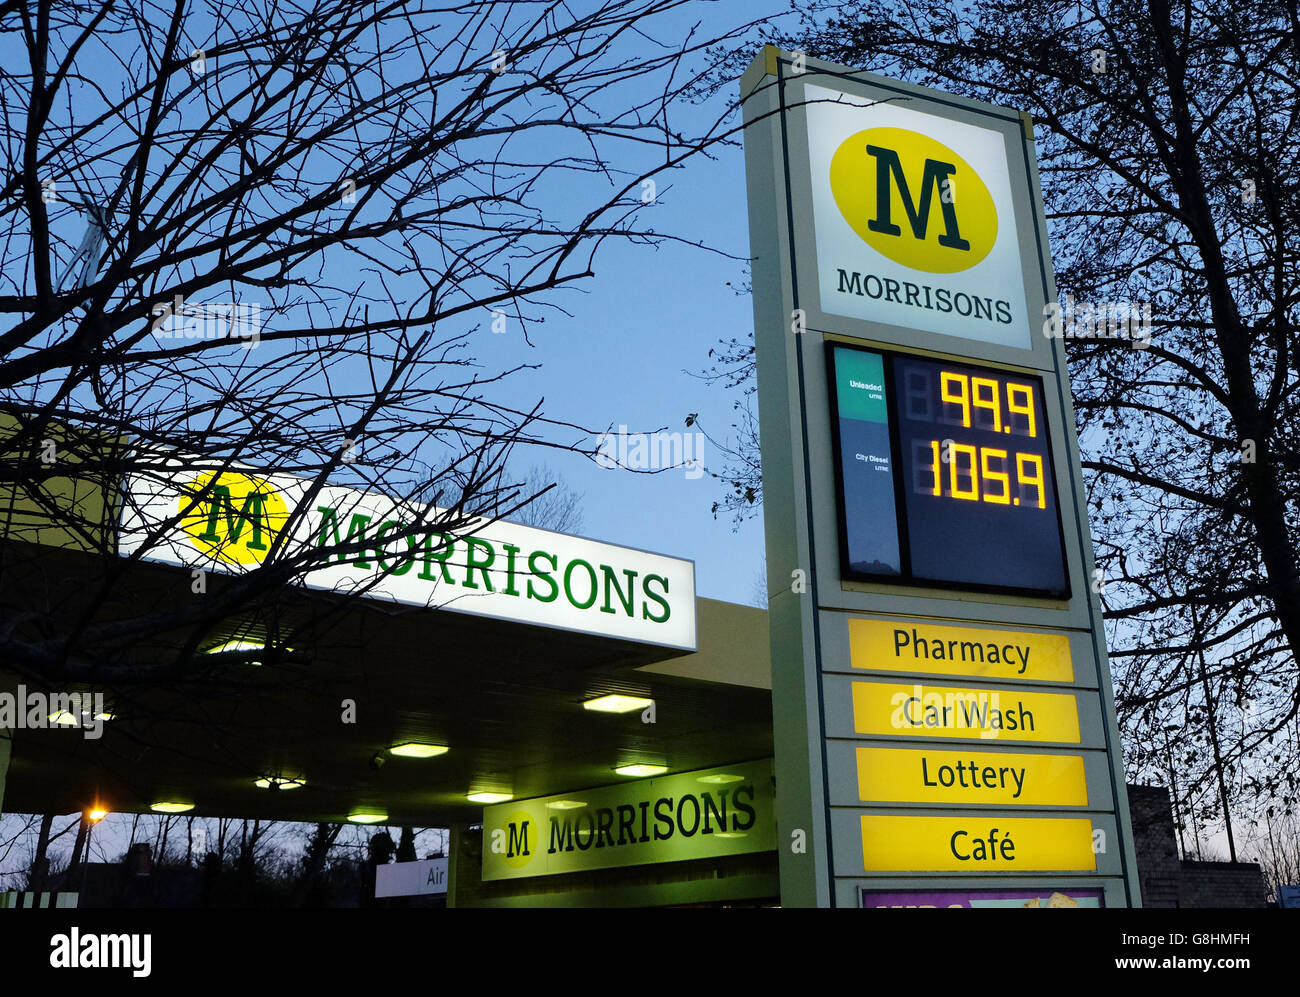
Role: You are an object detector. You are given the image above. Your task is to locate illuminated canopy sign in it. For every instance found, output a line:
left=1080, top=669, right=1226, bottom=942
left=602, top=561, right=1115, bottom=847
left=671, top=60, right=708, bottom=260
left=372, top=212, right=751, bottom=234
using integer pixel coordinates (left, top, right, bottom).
left=480, top=760, right=776, bottom=880
left=117, top=460, right=696, bottom=650
left=827, top=342, right=1069, bottom=597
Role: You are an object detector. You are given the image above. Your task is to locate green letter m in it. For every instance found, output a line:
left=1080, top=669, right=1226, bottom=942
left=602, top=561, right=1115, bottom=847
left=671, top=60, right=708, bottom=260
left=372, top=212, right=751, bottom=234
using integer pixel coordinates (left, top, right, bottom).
left=198, top=486, right=268, bottom=551
left=865, top=145, right=970, bottom=251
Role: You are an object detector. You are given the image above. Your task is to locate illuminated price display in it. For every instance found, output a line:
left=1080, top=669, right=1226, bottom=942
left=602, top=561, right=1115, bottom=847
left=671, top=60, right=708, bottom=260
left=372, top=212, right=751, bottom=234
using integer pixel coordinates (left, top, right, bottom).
left=914, top=370, right=1046, bottom=509
left=828, top=344, right=1070, bottom=597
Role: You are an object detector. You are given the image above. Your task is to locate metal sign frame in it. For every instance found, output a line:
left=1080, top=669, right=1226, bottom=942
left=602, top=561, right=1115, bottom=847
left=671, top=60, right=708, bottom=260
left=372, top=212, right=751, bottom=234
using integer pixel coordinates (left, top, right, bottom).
left=740, top=46, right=1140, bottom=907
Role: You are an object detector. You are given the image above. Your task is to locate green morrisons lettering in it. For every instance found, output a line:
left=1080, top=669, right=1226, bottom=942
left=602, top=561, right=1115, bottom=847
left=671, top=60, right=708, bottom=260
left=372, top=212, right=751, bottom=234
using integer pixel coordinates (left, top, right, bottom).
left=547, top=785, right=756, bottom=855
left=564, top=558, right=599, bottom=610
left=374, top=521, right=414, bottom=576
left=311, top=506, right=674, bottom=623
left=527, top=550, right=559, bottom=602
left=199, top=486, right=270, bottom=550
left=833, top=269, right=1013, bottom=324
left=315, top=506, right=372, bottom=567
left=600, top=565, right=636, bottom=616
left=462, top=537, right=495, bottom=590
left=865, top=145, right=970, bottom=251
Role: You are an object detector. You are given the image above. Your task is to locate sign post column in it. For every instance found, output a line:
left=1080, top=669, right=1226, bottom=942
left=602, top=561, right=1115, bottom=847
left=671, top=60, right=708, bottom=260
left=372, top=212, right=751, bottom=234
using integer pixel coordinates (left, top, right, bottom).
left=741, top=46, right=1141, bottom=908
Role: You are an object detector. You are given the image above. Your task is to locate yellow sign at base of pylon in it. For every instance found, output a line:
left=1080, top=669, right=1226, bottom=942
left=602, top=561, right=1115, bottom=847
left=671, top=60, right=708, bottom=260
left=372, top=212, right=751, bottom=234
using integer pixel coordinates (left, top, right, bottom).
left=855, top=746, right=1088, bottom=806
left=859, top=814, right=1097, bottom=872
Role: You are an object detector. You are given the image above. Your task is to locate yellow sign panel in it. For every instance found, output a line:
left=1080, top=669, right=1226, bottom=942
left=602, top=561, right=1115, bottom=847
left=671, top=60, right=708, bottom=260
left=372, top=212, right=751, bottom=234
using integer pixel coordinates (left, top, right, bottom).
left=851, top=681, right=1081, bottom=743
left=860, top=815, right=1097, bottom=872
left=855, top=746, right=1088, bottom=806
left=849, top=618, right=1074, bottom=683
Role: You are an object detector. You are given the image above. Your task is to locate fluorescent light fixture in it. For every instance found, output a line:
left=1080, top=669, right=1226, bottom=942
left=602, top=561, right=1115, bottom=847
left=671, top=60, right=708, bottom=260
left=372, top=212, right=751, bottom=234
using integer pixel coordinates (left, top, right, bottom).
left=254, top=776, right=305, bottom=790
left=48, top=703, right=114, bottom=726
left=545, top=800, right=588, bottom=810
left=615, top=764, right=667, bottom=778
left=467, top=791, right=512, bottom=804
left=389, top=743, right=449, bottom=759
left=583, top=694, right=653, bottom=714
left=205, top=639, right=291, bottom=666
left=697, top=773, right=744, bottom=785
left=49, top=710, right=82, bottom=726
left=348, top=809, right=388, bottom=824
left=207, top=639, right=265, bottom=654
left=151, top=801, right=194, bottom=814
left=713, top=831, right=749, bottom=839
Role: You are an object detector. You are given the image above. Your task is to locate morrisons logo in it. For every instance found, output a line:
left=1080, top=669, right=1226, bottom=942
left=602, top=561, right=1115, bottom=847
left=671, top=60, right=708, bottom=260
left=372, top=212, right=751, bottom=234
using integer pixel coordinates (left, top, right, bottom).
left=864, top=144, right=969, bottom=251
left=173, top=473, right=679, bottom=627
left=489, top=810, right=539, bottom=870
left=829, top=126, right=998, bottom=274
left=546, top=784, right=757, bottom=854
left=312, top=504, right=674, bottom=623
left=488, top=786, right=758, bottom=869
left=180, top=470, right=287, bottom=565
left=480, top=762, right=774, bottom=880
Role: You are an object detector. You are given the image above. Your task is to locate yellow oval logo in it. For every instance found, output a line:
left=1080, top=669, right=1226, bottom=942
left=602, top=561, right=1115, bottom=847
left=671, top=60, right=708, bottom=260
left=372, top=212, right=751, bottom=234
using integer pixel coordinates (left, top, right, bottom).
left=830, top=127, right=997, bottom=274
left=180, top=470, right=288, bottom=565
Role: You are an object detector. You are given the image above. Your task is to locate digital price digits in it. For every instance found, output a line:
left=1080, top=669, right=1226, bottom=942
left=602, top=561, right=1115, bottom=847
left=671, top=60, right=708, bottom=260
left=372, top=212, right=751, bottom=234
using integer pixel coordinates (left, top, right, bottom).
left=829, top=344, right=1069, bottom=596
left=910, top=370, right=1049, bottom=510
left=938, top=371, right=1036, bottom=438
left=921, top=441, right=1047, bottom=509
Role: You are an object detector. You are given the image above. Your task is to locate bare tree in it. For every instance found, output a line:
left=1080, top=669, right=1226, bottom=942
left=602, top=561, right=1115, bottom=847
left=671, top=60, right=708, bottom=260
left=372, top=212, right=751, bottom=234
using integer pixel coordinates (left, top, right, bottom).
left=0, top=0, right=753, bottom=706
left=498, top=463, right=584, bottom=533
left=695, top=2, right=1300, bottom=826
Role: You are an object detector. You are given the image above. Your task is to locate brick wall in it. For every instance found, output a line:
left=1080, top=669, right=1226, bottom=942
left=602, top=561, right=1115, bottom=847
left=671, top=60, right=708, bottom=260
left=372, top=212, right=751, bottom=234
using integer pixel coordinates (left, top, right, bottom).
left=1128, top=783, right=1268, bottom=908
left=1179, top=861, right=1270, bottom=908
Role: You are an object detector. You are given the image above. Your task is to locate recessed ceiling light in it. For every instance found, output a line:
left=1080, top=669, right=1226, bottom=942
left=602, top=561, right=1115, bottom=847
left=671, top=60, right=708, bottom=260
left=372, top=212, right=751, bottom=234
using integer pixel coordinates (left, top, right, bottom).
left=697, top=773, right=744, bottom=785
left=615, top=764, right=667, bottom=777
left=583, top=694, right=653, bottom=714
left=254, top=776, right=305, bottom=790
left=151, top=801, right=195, bottom=814
left=545, top=800, right=588, bottom=810
left=49, top=710, right=82, bottom=726
left=50, top=710, right=116, bottom=725
left=348, top=809, right=388, bottom=824
left=390, top=743, right=449, bottom=759
left=713, top=831, right=749, bottom=839
left=206, top=639, right=292, bottom=666
left=467, top=791, right=512, bottom=804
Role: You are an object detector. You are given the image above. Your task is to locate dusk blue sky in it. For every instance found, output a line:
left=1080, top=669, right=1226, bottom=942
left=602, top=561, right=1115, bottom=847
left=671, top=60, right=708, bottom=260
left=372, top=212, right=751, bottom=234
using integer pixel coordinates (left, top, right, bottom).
left=466, top=8, right=787, bottom=606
